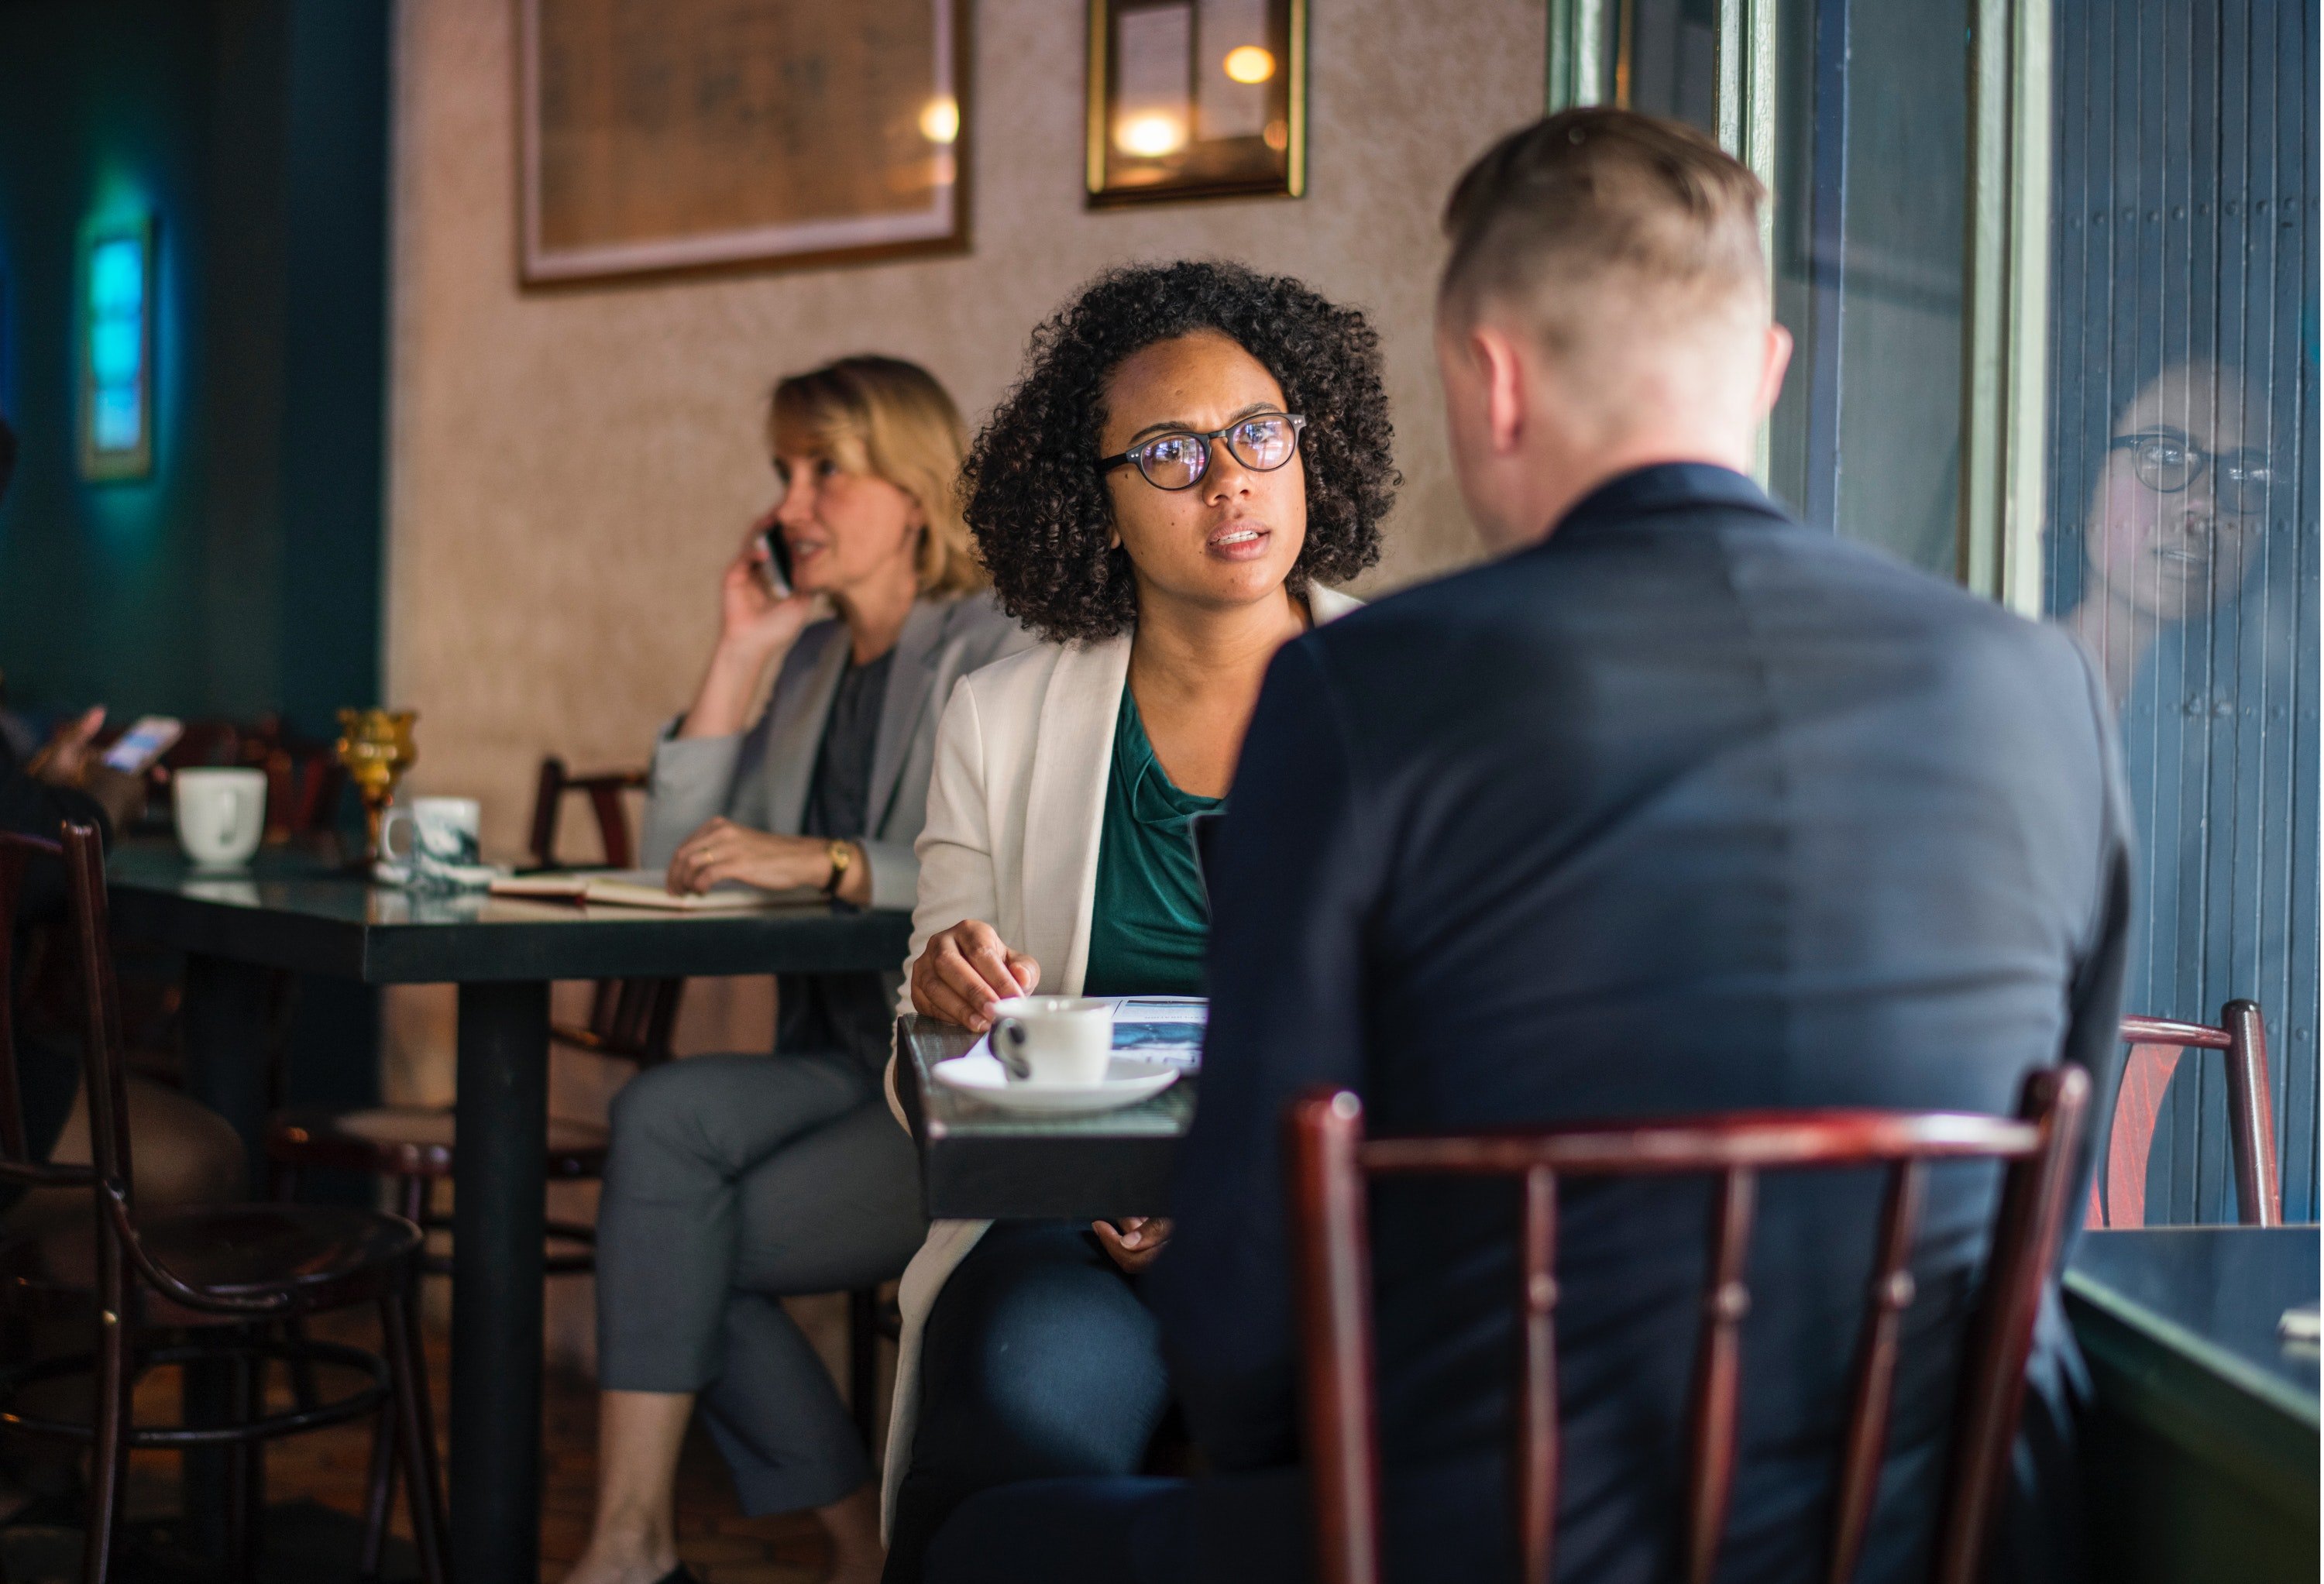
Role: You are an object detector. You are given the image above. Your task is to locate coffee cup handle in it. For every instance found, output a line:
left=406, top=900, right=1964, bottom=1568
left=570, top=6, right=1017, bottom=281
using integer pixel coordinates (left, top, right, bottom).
left=990, top=1017, right=1032, bottom=1081
left=378, top=807, right=414, bottom=862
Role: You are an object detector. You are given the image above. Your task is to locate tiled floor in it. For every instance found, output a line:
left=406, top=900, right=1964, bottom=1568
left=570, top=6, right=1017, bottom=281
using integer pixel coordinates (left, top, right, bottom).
left=1, top=1307, right=834, bottom=1583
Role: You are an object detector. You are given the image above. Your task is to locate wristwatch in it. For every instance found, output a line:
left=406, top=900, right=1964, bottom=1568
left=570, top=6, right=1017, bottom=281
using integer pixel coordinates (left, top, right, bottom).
left=822, top=840, right=854, bottom=897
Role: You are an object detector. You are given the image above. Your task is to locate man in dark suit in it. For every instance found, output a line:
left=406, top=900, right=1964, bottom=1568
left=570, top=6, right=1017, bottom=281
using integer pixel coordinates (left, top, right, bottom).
left=927, top=108, right=2128, bottom=1583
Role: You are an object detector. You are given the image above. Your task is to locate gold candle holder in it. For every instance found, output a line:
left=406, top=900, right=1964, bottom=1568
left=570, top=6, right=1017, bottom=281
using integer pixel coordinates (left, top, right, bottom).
left=335, top=707, right=418, bottom=867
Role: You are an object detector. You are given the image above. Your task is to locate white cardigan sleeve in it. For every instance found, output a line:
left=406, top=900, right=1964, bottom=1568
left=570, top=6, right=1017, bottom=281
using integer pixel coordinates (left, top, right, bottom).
left=895, top=674, right=1001, bottom=1014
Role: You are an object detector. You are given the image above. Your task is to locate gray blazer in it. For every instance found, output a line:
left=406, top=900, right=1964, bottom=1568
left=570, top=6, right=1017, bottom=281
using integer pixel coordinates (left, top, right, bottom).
left=641, top=590, right=1034, bottom=911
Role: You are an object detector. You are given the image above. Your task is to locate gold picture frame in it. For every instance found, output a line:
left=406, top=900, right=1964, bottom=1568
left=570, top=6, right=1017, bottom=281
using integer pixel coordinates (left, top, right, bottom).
left=518, top=0, right=971, bottom=284
left=1085, top=0, right=1306, bottom=208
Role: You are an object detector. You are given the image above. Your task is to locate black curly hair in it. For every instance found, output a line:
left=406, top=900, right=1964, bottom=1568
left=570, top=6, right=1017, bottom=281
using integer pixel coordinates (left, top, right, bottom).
left=962, top=259, right=1398, bottom=644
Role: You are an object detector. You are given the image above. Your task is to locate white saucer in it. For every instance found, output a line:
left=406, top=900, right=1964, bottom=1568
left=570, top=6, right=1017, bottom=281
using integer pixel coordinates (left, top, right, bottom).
left=930, top=1053, right=1178, bottom=1115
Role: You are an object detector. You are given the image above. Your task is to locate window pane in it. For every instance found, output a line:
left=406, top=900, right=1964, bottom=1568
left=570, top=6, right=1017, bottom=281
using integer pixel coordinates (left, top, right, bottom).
left=1765, top=0, right=1970, bottom=577
left=2046, top=0, right=2319, bottom=1222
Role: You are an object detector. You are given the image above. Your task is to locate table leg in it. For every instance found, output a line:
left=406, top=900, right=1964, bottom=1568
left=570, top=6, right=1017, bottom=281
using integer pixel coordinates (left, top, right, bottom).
left=450, top=980, right=551, bottom=1584
left=176, top=952, right=275, bottom=1558
left=178, top=952, right=277, bottom=1187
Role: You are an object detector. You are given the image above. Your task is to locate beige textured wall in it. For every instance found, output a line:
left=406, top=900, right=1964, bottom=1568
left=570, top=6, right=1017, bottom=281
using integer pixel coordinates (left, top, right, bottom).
left=387, top=0, right=1543, bottom=839
left=383, top=0, right=1545, bottom=1366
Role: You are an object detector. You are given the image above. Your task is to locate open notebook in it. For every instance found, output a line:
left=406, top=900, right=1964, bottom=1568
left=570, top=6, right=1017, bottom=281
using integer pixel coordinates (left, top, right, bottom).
left=489, top=869, right=824, bottom=912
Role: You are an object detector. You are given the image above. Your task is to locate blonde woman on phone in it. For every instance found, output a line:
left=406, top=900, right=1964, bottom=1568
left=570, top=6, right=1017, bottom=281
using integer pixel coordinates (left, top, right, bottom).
left=573, top=358, right=1030, bottom=1584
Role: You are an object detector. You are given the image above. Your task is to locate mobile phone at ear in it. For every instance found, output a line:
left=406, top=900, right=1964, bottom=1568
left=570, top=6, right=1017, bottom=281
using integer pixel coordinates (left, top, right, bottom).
left=101, top=716, right=183, bottom=775
left=758, top=527, right=793, bottom=598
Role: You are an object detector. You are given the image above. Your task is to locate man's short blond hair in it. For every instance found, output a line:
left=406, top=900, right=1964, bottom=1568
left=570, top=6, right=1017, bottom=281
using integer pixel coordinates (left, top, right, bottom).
left=1439, top=108, right=1767, bottom=356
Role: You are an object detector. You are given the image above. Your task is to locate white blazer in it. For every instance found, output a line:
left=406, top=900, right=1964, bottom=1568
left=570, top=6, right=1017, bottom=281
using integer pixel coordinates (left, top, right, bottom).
left=878, top=586, right=1363, bottom=1532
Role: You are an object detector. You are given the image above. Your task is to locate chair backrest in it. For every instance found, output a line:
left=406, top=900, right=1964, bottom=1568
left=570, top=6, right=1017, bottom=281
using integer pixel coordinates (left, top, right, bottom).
left=239, top=716, right=347, bottom=840
left=1285, top=1068, right=2090, bottom=1584
left=2090, top=1003, right=2279, bottom=1228
left=528, top=756, right=648, bottom=871
left=0, top=824, right=136, bottom=1208
left=525, top=756, right=681, bottom=1066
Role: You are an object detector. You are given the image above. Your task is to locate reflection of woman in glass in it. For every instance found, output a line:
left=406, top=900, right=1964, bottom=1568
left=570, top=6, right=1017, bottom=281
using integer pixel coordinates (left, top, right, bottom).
left=2060, top=359, right=2272, bottom=703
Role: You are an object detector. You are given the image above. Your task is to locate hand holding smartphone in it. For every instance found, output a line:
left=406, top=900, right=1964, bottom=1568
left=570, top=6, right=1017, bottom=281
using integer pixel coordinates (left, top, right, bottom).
left=101, top=715, right=183, bottom=775
left=756, top=527, right=793, bottom=599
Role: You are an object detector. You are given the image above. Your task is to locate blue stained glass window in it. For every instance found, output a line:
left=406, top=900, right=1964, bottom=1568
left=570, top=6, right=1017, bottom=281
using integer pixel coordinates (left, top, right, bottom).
left=89, top=238, right=143, bottom=317
left=85, top=227, right=146, bottom=459
left=92, top=385, right=141, bottom=450
left=90, top=318, right=140, bottom=383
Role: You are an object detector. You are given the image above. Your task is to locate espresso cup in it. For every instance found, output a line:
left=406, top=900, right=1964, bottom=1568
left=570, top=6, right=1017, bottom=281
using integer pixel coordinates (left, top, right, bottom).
left=173, top=768, right=267, bottom=868
left=379, top=796, right=484, bottom=889
left=988, top=996, right=1115, bottom=1087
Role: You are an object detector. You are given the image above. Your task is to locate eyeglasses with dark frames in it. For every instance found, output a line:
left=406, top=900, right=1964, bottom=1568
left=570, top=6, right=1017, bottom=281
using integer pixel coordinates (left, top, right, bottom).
left=1099, top=412, right=1307, bottom=491
left=2109, top=431, right=2274, bottom=516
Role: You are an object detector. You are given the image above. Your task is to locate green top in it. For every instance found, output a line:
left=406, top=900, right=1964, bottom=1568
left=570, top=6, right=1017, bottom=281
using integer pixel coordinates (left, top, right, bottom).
left=1081, top=683, right=1220, bottom=998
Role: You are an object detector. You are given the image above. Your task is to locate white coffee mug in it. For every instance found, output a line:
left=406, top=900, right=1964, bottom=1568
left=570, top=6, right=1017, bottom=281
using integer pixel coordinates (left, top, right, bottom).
left=379, top=796, right=484, bottom=889
left=173, top=768, right=267, bottom=868
left=988, top=996, right=1115, bottom=1086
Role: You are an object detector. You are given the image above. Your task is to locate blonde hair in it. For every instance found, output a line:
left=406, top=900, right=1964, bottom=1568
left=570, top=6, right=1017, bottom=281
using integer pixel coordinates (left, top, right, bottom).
left=1440, top=108, right=1766, bottom=356
left=768, top=356, right=985, bottom=597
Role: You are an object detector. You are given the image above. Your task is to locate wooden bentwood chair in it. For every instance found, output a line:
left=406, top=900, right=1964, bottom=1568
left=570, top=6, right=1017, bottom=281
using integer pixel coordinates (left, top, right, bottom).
left=2089, top=1004, right=2279, bottom=1228
left=0, top=825, right=446, bottom=1584
left=1285, top=1068, right=2090, bottom=1584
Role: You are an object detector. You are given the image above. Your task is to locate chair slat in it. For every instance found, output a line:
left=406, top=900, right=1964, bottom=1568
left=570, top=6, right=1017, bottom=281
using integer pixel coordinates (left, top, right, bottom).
left=1683, top=1167, right=1757, bottom=1584
left=1287, top=1090, right=1384, bottom=1584
left=1930, top=1067, right=2090, bottom=1584
left=1824, top=1159, right=1926, bottom=1584
left=0, top=840, right=30, bottom=1163
left=1515, top=1166, right=1559, bottom=1584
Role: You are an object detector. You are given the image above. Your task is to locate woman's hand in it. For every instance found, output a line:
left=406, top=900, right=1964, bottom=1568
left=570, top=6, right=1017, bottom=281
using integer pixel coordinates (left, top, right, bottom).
left=679, top=514, right=817, bottom=740
left=909, top=920, right=1040, bottom=1033
left=666, top=818, right=839, bottom=897
left=1093, top=1217, right=1173, bottom=1273
left=25, top=706, right=106, bottom=786
left=717, top=510, right=818, bottom=657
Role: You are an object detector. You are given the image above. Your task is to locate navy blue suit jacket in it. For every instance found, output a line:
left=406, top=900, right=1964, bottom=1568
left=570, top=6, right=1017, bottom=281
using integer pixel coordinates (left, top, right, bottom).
left=1149, top=465, right=2131, bottom=1582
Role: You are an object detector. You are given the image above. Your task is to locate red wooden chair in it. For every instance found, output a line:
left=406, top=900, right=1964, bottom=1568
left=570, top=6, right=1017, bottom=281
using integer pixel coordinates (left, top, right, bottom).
left=0, top=824, right=446, bottom=1584
left=2087, top=1003, right=2279, bottom=1229
left=1286, top=1068, right=2090, bottom=1584
left=528, top=755, right=646, bottom=870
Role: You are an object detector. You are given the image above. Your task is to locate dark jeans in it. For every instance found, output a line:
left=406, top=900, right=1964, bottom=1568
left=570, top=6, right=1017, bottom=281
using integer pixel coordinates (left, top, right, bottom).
left=924, top=1471, right=1315, bottom=1584
left=882, top=1221, right=1172, bottom=1583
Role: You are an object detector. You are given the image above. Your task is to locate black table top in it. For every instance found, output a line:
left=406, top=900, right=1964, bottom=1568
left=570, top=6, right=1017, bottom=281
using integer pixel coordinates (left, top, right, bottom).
left=2067, top=1226, right=2320, bottom=1414
left=106, top=842, right=914, bottom=984
left=895, top=1015, right=1194, bottom=1219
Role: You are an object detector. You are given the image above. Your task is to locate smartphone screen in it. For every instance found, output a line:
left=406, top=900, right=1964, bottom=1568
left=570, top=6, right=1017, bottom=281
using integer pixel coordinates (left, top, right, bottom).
left=758, top=527, right=793, bottom=598
left=101, top=716, right=184, bottom=775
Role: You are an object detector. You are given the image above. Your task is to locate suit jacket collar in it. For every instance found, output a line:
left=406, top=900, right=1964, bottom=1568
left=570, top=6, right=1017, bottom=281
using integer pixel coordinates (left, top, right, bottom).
left=866, top=597, right=950, bottom=835
left=1547, top=462, right=1791, bottom=544
left=762, top=624, right=848, bottom=834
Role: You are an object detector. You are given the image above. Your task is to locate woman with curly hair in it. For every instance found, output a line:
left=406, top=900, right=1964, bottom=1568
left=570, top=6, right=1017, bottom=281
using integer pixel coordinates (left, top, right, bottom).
left=877, top=260, right=1398, bottom=1580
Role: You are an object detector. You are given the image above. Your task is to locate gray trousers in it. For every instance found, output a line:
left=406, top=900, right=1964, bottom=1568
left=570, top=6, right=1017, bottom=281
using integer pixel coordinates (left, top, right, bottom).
left=596, top=1052, right=927, bottom=1515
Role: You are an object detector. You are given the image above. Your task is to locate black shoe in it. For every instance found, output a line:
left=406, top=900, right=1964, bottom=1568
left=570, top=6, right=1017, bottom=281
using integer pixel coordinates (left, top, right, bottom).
left=651, top=1568, right=703, bottom=1584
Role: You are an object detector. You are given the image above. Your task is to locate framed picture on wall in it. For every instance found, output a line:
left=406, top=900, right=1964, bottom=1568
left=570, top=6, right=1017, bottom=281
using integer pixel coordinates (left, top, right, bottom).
left=518, top=0, right=970, bottom=283
left=1086, top=0, right=1306, bottom=207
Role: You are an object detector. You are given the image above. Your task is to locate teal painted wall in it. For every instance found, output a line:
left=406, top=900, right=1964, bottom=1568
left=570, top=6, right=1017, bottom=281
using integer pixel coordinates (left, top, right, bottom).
left=0, top=0, right=387, bottom=741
